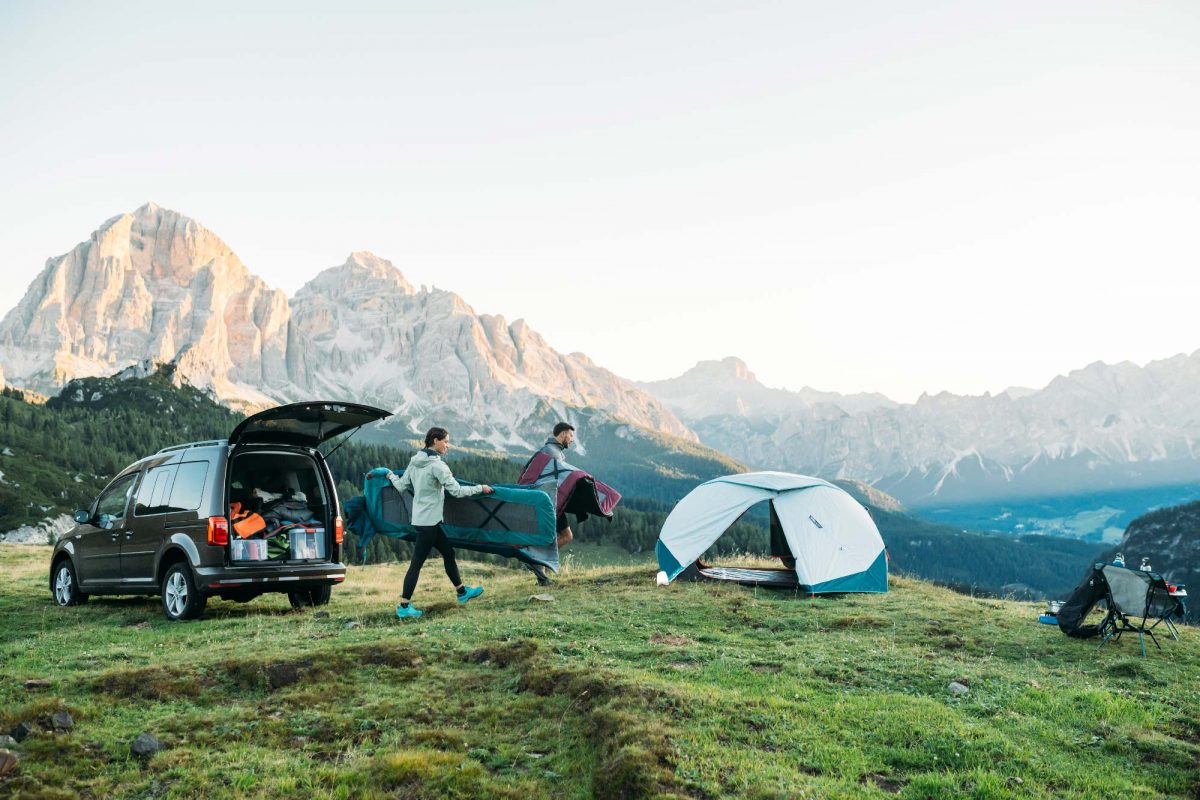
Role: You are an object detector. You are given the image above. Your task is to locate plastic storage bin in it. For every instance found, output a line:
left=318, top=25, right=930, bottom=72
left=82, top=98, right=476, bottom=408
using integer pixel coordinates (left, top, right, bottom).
left=289, top=528, right=327, bottom=560
left=231, top=539, right=268, bottom=561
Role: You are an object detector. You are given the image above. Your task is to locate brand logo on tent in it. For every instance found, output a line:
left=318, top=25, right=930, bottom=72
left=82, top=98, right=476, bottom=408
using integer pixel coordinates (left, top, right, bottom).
left=809, top=515, right=823, bottom=529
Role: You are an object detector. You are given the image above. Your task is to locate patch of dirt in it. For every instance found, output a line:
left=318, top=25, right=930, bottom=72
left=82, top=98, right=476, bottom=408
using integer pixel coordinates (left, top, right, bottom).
left=93, top=667, right=207, bottom=701
left=828, top=616, right=887, bottom=629
left=649, top=634, right=693, bottom=646
left=861, top=772, right=904, bottom=794
left=749, top=663, right=782, bottom=673
left=465, top=639, right=538, bottom=668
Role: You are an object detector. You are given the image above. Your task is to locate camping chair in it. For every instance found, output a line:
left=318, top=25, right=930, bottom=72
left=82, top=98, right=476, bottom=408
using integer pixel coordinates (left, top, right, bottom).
left=1097, top=565, right=1184, bottom=656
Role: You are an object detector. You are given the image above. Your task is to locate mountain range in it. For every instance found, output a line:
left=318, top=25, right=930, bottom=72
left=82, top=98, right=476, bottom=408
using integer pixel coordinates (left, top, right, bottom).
left=638, top=355, right=1200, bottom=508
left=3, top=202, right=1199, bottom=513
left=0, top=203, right=692, bottom=455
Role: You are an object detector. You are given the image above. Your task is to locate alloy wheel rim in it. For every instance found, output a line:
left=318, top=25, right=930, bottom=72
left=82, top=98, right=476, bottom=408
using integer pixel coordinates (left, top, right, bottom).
left=55, top=566, right=71, bottom=604
left=166, top=572, right=187, bottom=617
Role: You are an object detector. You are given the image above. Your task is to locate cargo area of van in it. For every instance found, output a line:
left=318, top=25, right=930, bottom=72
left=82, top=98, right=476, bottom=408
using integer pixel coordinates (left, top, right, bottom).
left=227, top=451, right=332, bottom=564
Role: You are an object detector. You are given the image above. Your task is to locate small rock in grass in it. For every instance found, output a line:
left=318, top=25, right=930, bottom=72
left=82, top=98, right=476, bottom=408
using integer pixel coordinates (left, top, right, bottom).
left=344, top=621, right=360, bottom=630
left=51, top=711, right=74, bottom=731
left=0, top=750, right=19, bottom=778
left=527, top=594, right=555, bottom=603
left=23, top=679, right=51, bottom=690
left=10, top=722, right=32, bottom=742
left=1028, top=679, right=1041, bottom=689
left=948, top=681, right=969, bottom=697
left=0, top=736, right=18, bottom=750
left=1007, top=776, right=1024, bottom=786
left=313, top=611, right=330, bottom=619
left=131, top=732, right=163, bottom=759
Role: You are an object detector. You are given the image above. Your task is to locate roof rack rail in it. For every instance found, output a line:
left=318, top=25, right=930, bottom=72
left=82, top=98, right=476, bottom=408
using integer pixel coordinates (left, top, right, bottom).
left=155, top=439, right=228, bottom=455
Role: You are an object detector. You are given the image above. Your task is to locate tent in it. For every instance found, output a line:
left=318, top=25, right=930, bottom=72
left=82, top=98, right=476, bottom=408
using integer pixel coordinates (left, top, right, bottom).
left=343, top=468, right=561, bottom=570
left=655, top=472, right=888, bottom=593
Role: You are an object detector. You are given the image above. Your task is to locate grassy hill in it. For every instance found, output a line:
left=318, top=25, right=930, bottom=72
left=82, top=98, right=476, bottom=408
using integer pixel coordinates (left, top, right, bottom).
left=2, top=545, right=1198, bottom=799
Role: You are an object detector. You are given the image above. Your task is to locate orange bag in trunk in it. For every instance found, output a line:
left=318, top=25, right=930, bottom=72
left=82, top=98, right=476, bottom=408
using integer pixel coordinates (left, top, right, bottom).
left=230, top=501, right=268, bottom=539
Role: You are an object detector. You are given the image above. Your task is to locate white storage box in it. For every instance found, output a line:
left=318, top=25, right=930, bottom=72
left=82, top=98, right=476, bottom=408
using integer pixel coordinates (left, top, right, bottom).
left=289, top=528, right=327, bottom=560
left=231, top=538, right=268, bottom=561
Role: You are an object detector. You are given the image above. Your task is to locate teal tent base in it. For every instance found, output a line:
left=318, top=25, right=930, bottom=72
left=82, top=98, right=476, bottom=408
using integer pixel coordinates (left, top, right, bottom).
left=659, top=542, right=888, bottom=594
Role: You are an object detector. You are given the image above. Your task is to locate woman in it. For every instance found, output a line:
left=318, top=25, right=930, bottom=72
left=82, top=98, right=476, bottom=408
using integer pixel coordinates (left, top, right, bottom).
left=386, top=426, right=494, bottom=619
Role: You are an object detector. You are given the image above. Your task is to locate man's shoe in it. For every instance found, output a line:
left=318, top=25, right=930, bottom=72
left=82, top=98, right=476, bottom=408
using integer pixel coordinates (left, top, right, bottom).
left=526, top=562, right=556, bottom=586
left=458, top=585, right=484, bottom=604
left=395, top=604, right=423, bottom=619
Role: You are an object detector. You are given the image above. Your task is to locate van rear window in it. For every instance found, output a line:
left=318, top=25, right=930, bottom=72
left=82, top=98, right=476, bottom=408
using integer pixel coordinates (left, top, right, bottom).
left=135, top=465, right=177, bottom=516
left=167, top=462, right=209, bottom=512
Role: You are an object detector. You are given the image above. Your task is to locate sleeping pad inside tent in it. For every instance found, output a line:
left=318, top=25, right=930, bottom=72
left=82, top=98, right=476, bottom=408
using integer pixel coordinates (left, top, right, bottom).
left=656, top=472, right=888, bottom=593
left=343, top=467, right=560, bottom=570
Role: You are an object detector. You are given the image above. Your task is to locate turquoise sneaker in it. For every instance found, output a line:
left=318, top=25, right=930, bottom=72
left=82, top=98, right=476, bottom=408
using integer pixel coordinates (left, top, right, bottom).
left=458, top=585, right=484, bottom=604
left=395, top=604, right=423, bottom=620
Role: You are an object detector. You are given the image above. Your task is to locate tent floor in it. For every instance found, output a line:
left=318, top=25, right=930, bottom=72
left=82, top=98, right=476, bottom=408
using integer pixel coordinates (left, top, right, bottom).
left=689, top=563, right=801, bottom=588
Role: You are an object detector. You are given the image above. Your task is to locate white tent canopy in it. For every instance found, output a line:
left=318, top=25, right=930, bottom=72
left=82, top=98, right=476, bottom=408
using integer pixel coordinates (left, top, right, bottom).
left=655, top=472, right=888, bottom=593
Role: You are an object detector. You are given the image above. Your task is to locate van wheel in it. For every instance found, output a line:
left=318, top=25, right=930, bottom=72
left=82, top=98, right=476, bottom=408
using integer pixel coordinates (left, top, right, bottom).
left=161, top=562, right=207, bottom=621
left=288, top=585, right=332, bottom=608
left=52, top=559, right=88, bottom=607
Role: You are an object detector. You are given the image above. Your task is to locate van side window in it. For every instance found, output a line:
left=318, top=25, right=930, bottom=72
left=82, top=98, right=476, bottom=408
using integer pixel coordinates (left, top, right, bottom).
left=96, top=473, right=139, bottom=520
left=135, top=465, right=178, bottom=516
left=168, top=462, right=209, bottom=512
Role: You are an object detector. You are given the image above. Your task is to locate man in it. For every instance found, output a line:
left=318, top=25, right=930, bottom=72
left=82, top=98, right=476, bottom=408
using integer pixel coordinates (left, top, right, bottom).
left=523, top=421, right=576, bottom=585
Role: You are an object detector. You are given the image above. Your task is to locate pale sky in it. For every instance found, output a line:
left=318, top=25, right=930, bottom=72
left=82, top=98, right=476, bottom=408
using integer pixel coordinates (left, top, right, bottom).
left=2, top=1, right=1198, bottom=402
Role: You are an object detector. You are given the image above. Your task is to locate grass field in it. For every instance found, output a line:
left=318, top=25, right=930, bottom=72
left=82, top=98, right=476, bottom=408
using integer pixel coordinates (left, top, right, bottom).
left=1, top=544, right=1198, bottom=799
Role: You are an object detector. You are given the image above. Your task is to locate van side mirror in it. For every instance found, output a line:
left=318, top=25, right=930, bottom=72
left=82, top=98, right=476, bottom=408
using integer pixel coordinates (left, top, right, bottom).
left=72, top=509, right=91, bottom=524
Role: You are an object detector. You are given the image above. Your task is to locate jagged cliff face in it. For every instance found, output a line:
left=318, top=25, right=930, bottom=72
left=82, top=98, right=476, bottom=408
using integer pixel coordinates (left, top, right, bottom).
left=0, top=203, right=291, bottom=409
left=641, top=355, right=1200, bottom=506
left=0, top=205, right=694, bottom=448
left=286, top=250, right=693, bottom=447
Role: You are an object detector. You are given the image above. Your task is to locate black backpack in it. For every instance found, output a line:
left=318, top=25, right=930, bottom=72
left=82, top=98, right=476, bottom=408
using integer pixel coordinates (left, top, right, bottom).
left=1057, top=564, right=1108, bottom=638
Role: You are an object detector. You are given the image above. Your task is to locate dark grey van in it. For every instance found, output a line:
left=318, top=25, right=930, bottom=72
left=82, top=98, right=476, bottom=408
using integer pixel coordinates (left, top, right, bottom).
left=49, top=402, right=390, bottom=620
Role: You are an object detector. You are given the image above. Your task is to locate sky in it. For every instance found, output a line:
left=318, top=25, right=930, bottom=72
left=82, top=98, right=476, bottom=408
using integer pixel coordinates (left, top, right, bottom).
left=1, top=0, right=1198, bottom=402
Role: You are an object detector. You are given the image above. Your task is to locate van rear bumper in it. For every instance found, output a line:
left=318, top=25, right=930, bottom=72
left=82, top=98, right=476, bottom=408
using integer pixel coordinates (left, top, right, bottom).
left=197, top=561, right=347, bottom=591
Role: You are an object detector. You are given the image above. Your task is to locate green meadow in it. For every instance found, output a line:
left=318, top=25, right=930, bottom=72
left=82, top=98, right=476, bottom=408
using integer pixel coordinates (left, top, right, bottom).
left=1, top=544, right=1197, bottom=799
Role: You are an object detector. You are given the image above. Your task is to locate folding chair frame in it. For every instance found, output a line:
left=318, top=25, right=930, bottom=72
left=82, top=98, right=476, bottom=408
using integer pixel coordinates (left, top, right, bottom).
left=1096, top=566, right=1184, bottom=657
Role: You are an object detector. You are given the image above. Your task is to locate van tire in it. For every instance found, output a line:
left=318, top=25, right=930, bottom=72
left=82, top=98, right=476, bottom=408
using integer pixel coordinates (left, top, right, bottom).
left=51, top=558, right=88, bottom=607
left=161, top=562, right=207, bottom=621
left=288, top=585, right=332, bottom=608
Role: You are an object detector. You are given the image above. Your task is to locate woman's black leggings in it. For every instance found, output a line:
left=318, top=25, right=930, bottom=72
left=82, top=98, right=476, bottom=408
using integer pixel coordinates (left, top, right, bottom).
left=402, top=524, right=462, bottom=599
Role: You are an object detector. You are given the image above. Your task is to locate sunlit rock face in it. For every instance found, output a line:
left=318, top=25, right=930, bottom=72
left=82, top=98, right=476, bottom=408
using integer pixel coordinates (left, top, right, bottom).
left=0, top=204, right=694, bottom=447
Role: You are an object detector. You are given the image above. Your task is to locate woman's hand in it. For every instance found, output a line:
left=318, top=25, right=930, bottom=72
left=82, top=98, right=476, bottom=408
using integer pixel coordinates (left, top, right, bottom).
left=481, top=485, right=495, bottom=494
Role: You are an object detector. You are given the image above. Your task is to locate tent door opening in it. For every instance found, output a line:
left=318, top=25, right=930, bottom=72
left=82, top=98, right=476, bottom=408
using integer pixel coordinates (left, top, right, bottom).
left=682, top=501, right=802, bottom=588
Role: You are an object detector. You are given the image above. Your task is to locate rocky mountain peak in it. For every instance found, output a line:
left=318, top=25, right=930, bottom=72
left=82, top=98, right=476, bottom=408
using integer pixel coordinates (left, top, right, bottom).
left=294, top=251, right=416, bottom=301
left=0, top=204, right=696, bottom=447
left=683, top=357, right=759, bottom=383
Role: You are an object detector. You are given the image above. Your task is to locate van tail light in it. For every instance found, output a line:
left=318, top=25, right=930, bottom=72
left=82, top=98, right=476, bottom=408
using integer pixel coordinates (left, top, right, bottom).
left=334, top=515, right=344, bottom=544
left=208, top=516, right=230, bottom=547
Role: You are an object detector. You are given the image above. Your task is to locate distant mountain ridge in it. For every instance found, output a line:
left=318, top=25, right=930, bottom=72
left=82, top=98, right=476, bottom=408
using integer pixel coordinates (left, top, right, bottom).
left=640, top=353, right=1200, bottom=507
left=0, top=203, right=694, bottom=454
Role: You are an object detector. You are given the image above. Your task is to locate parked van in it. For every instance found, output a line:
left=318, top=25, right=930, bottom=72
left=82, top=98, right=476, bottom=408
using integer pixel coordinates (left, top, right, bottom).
left=49, top=402, right=390, bottom=620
